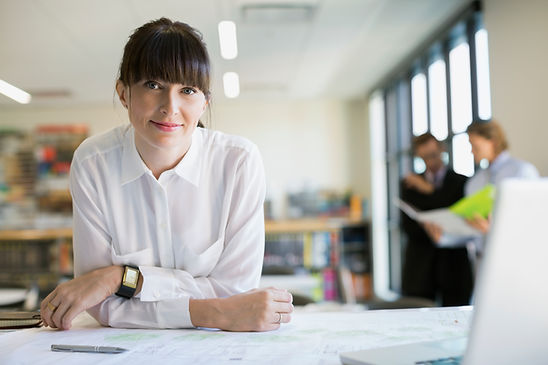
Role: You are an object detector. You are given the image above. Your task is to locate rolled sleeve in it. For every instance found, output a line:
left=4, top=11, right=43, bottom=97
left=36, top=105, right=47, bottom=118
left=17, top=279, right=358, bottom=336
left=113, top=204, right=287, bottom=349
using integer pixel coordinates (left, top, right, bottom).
left=89, top=296, right=193, bottom=329
left=138, top=266, right=179, bottom=301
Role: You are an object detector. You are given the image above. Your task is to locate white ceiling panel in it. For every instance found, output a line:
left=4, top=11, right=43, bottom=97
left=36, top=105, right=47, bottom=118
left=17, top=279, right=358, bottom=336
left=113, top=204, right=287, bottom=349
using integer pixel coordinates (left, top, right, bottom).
left=0, top=0, right=471, bottom=106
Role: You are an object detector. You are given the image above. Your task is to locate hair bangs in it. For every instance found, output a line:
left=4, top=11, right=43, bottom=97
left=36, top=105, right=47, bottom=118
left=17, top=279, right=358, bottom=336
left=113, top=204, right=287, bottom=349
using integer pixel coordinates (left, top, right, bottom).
left=121, top=19, right=210, bottom=96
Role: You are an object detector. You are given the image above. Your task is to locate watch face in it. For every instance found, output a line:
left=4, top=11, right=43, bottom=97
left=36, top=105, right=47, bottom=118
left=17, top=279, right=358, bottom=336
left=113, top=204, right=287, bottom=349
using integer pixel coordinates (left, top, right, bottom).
left=123, top=267, right=139, bottom=288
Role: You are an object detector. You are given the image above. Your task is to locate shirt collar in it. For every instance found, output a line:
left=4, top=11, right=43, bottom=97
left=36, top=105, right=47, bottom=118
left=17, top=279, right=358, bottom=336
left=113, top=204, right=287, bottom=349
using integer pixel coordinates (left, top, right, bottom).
left=173, top=128, right=203, bottom=187
left=489, top=150, right=511, bottom=173
left=435, top=165, right=447, bottom=185
left=121, top=126, right=149, bottom=186
left=425, top=165, right=447, bottom=187
left=121, top=126, right=204, bottom=187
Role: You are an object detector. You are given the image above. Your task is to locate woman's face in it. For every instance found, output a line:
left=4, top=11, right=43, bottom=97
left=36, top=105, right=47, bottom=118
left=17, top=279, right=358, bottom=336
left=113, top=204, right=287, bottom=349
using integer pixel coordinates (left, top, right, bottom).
left=468, top=133, right=496, bottom=164
left=117, top=79, right=207, bottom=156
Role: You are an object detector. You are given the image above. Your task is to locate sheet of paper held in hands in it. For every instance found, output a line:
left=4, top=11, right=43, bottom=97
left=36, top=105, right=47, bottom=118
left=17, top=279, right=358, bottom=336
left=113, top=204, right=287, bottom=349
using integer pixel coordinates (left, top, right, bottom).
left=396, top=198, right=481, bottom=236
left=396, top=184, right=496, bottom=238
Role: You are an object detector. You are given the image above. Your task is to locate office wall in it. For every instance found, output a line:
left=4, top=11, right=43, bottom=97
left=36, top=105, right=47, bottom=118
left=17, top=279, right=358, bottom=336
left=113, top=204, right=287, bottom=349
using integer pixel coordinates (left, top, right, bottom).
left=0, top=104, right=128, bottom=135
left=0, top=98, right=370, bottom=217
left=344, top=99, right=371, bottom=206
left=483, top=0, right=548, bottom=176
left=212, top=98, right=370, bottom=210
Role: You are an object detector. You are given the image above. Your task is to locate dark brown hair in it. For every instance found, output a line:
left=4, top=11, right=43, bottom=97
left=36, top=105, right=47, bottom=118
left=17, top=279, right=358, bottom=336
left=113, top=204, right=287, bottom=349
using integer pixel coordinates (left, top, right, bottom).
left=119, top=18, right=210, bottom=95
left=412, top=132, right=441, bottom=153
left=118, top=18, right=211, bottom=127
left=466, top=120, right=509, bottom=155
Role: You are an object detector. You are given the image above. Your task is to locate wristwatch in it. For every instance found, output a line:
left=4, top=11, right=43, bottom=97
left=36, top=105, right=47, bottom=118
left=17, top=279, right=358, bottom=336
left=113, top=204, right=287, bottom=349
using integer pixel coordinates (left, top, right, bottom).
left=115, top=265, right=140, bottom=299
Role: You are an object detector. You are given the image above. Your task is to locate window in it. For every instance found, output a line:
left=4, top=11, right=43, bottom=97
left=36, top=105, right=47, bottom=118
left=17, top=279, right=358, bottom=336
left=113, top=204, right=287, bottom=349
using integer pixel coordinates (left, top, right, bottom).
left=413, top=156, right=426, bottom=174
left=475, top=28, right=492, bottom=120
left=411, top=73, right=428, bottom=136
left=450, top=42, right=473, bottom=134
left=452, top=133, right=475, bottom=177
left=369, top=5, right=490, bottom=297
left=369, top=92, right=392, bottom=299
left=428, top=59, right=448, bottom=140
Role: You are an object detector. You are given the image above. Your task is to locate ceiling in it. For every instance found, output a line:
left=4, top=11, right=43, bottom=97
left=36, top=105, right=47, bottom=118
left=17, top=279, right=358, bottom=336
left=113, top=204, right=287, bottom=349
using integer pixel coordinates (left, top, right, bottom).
left=0, top=0, right=470, bottom=106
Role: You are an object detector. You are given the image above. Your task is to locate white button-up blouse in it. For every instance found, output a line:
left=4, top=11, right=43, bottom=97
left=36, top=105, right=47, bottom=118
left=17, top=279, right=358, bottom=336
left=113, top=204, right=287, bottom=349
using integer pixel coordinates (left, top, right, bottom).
left=70, top=124, right=266, bottom=328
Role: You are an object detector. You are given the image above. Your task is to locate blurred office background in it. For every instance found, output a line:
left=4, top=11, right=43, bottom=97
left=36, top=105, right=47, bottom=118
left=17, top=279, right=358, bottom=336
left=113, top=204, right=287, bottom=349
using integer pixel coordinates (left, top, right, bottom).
left=0, top=0, right=546, bottom=310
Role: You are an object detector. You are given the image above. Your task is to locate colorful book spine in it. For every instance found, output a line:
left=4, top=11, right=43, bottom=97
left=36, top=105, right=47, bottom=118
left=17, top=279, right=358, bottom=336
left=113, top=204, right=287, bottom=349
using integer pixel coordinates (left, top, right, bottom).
left=323, top=268, right=337, bottom=301
left=303, top=232, right=312, bottom=269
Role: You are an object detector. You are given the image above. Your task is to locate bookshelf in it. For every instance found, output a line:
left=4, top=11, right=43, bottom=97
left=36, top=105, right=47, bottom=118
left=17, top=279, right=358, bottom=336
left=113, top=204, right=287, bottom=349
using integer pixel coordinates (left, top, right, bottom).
left=35, top=125, right=88, bottom=213
left=0, top=219, right=371, bottom=307
left=262, top=218, right=372, bottom=304
left=0, top=228, right=73, bottom=307
left=0, top=124, right=86, bottom=308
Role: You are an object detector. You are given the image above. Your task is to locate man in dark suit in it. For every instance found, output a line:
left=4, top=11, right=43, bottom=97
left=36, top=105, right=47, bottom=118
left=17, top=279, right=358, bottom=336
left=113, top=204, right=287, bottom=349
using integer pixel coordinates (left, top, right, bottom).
left=401, top=133, right=473, bottom=306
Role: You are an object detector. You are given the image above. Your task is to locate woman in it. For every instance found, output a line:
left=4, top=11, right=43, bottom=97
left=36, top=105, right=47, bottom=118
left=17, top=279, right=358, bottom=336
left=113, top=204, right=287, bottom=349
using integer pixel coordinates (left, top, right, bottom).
left=425, top=120, right=539, bottom=245
left=40, top=18, right=293, bottom=331
left=464, top=120, right=539, bottom=234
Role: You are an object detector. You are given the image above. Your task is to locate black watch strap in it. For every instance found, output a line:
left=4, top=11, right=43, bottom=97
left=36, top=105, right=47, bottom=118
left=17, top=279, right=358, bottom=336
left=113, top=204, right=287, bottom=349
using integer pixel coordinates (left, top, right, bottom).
left=115, top=265, right=139, bottom=299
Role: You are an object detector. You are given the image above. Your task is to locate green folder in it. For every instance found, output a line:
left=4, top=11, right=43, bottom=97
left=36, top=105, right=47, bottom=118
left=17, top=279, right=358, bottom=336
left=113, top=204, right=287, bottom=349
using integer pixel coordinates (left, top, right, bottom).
left=449, top=184, right=496, bottom=219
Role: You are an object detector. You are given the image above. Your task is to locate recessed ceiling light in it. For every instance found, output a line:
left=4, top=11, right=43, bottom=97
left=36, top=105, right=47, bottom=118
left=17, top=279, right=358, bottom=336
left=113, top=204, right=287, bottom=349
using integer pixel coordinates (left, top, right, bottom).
left=223, top=72, right=240, bottom=98
left=218, top=21, right=238, bottom=60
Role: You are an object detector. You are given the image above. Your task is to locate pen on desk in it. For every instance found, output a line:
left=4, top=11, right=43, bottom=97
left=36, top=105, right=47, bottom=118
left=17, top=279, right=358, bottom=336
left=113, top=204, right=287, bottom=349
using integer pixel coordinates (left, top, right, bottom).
left=51, top=344, right=128, bottom=353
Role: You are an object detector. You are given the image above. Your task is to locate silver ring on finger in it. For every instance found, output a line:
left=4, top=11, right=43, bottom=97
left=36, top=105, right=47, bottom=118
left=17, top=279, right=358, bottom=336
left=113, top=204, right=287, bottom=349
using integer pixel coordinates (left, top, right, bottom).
left=277, top=312, right=282, bottom=324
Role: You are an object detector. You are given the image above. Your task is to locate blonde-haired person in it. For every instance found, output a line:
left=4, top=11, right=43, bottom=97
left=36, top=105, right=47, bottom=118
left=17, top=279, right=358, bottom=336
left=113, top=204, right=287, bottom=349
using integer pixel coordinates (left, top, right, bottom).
left=425, top=120, right=539, bottom=250
left=465, top=120, right=539, bottom=233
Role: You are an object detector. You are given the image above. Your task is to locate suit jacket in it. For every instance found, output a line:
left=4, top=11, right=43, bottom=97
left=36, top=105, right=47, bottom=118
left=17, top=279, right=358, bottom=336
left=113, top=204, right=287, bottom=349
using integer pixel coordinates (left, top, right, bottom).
left=401, top=169, right=467, bottom=248
left=400, top=169, right=471, bottom=304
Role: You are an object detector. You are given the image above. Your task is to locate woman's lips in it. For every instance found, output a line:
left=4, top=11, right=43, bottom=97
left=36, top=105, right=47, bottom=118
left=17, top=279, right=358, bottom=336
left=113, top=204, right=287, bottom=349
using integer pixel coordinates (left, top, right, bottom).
left=150, top=120, right=182, bottom=132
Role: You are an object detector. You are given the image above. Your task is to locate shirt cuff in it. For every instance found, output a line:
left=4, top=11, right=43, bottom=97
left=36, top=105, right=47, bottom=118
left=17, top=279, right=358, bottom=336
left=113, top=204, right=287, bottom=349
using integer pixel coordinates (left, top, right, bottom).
left=139, top=265, right=177, bottom=301
left=156, top=297, right=194, bottom=328
left=438, top=233, right=470, bottom=248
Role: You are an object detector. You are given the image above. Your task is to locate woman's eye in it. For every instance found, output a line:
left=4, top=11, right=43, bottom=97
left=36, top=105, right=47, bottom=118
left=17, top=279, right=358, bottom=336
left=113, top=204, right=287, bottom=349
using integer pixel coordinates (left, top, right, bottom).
left=182, top=87, right=196, bottom=95
left=144, top=81, right=160, bottom=89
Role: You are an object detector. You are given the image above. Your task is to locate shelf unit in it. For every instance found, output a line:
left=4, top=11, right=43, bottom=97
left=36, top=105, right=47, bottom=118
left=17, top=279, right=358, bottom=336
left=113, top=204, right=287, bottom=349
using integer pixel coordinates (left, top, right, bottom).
left=0, top=124, right=86, bottom=308
left=34, top=125, right=88, bottom=213
left=0, top=228, right=73, bottom=306
left=0, top=219, right=371, bottom=307
left=263, top=218, right=372, bottom=303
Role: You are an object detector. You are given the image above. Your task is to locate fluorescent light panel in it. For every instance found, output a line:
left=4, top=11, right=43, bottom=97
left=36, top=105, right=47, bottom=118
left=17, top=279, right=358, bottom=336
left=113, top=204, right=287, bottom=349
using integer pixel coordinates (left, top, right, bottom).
left=218, top=21, right=238, bottom=60
left=0, top=79, right=31, bottom=104
left=223, top=72, right=240, bottom=98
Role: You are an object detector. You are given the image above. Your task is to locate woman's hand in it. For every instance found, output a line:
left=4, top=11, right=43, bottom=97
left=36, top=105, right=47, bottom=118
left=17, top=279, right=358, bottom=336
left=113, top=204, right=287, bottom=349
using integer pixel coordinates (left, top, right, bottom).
left=466, top=213, right=491, bottom=234
left=190, top=287, right=294, bottom=332
left=423, top=222, right=443, bottom=244
left=40, top=265, right=123, bottom=330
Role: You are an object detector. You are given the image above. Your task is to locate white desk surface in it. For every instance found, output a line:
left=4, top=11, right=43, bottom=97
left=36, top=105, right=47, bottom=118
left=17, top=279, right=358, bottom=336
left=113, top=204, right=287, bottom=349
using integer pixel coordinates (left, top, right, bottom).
left=0, top=306, right=472, bottom=364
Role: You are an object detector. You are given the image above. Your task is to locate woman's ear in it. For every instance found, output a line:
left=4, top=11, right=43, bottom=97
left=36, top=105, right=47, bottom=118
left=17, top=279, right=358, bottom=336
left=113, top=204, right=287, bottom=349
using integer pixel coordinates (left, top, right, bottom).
left=116, top=80, right=129, bottom=109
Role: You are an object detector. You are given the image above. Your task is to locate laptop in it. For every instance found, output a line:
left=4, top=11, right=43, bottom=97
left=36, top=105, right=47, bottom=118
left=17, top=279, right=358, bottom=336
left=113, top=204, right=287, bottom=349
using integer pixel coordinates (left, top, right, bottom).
left=340, top=178, right=548, bottom=365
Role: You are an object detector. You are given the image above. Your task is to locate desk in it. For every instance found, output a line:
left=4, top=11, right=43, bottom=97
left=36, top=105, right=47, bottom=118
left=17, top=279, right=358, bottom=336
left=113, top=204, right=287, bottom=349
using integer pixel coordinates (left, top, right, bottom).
left=0, top=306, right=472, bottom=364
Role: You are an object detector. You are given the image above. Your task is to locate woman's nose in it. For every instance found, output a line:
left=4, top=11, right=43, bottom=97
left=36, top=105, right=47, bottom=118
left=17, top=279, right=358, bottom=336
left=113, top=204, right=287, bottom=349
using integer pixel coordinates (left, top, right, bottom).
left=159, top=90, right=180, bottom=116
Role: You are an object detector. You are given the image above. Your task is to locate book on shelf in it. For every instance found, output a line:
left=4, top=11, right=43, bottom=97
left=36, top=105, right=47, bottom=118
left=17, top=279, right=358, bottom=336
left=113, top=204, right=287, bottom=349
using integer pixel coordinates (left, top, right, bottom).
left=263, top=230, right=341, bottom=302
left=264, top=231, right=336, bottom=271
